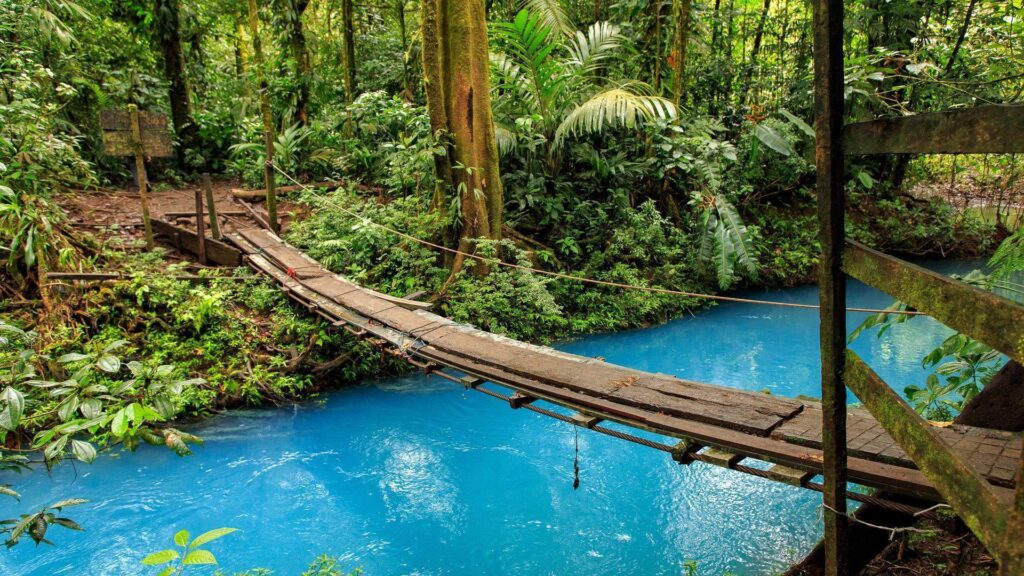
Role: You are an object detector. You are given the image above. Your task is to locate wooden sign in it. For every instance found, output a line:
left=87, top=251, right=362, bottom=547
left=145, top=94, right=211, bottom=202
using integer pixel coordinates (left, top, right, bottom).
left=99, top=108, right=173, bottom=157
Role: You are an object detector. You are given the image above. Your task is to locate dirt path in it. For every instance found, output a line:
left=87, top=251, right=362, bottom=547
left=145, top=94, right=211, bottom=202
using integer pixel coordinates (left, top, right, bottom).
left=60, top=179, right=302, bottom=255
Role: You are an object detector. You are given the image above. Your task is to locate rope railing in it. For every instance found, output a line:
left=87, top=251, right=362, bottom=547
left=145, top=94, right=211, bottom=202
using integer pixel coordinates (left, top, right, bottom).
left=267, top=164, right=927, bottom=316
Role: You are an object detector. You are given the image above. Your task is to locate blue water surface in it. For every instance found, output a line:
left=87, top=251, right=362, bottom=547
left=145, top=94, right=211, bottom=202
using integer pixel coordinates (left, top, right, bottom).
left=1, top=261, right=983, bottom=576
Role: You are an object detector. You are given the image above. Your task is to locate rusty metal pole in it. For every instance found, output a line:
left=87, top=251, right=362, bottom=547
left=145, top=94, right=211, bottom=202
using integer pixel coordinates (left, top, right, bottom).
left=128, top=104, right=155, bottom=250
left=812, top=0, right=848, bottom=574
left=202, top=173, right=221, bottom=240
left=194, top=185, right=207, bottom=265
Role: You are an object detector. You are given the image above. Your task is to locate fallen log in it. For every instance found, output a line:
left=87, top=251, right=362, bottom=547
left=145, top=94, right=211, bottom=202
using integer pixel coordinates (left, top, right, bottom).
left=230, top=180, right=347, bottom=200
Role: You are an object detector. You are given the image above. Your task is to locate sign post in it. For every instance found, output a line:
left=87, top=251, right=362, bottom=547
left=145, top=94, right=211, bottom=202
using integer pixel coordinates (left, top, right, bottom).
left=100, top=105, right=173, bottom=250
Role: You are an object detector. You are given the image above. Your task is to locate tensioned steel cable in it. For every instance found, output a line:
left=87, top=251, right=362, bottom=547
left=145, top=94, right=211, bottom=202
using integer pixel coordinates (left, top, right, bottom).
left=267, top=165, right=927, bottom=316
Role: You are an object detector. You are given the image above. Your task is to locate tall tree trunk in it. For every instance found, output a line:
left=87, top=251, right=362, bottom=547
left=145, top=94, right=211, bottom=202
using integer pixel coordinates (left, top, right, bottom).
left=247, top=0, right=279, bottom=233
left=671, top=0, right=692, bottom=106
left=234, top=14, right=247, bottom=79
left=285, top=0, right=312, bottom=125
left=154, top=0, right=200, bottom=168
left=397, top=0, right=412, bottom=98
left=342, top=0, right=357, bottom=103
left=738, top=0, right=771, bottom=106
left=421, top=0, right=504, bottom=274
left=708, top=0, right=723, bottom=114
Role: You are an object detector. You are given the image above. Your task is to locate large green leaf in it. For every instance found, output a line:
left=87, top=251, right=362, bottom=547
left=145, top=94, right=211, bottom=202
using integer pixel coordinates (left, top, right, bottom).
left=190, top=527, right=238, bottom=548
left=753, top=124, right=796, bottom=157
left=182, top=549, right=217, bottom=565
left=141, top=549, right=179, bottom=565
left=70, top=439, right=96, bottom=463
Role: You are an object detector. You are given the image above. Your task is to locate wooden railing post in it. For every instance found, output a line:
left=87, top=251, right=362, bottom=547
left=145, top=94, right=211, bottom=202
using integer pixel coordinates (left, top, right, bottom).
left=128, top=104, right=154, bottom=250
left=194, top=185, right=207, bottom=265
left=202, top=173, right=221, bottom=240
left=812, top=0, right=848, bottom=573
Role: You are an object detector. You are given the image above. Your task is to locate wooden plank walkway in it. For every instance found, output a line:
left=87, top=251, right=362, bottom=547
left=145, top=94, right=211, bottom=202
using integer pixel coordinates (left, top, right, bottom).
left=227, top=227, right=1021, bottom=504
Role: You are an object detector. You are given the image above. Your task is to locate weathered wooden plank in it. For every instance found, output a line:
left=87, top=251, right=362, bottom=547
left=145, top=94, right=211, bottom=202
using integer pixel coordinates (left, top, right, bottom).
left=413, top=342, right=971, bottom=503
left=101, top=128, right=173, bottom=158
left=773, top=405, right=1021, bottom=487
left=225, top=226, right=1024, bottom=508
left=843, top=240, right=1024, bottom=364
left=420, top=326, right=804, bottom=435
left=100, top=108, right=169, bottom=131
left=844, top=105, right=1024, bottom=155
left=150, top=219, right=241, bottom=266
left=237, top=228, right=328, bottom=279
left=845, top=351, right=1010, bottom=555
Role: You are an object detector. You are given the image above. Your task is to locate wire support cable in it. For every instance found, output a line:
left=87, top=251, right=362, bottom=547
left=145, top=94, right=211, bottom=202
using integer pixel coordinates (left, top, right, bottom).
left=267, top=164, right=926, bottom=316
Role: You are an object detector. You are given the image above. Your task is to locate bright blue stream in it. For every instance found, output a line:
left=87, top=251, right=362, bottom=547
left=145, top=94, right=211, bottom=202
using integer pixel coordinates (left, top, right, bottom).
left=2, top=261, right=983, bottom=576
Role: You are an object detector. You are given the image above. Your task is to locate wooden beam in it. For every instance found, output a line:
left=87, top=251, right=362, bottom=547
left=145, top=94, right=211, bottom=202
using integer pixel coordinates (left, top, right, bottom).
left=768, top=464, right=814, bottom=486
left=671, top=440, right=701, bottom=465
left=813, top=0, right=849, bottom=572
left=843, top=240, right=1024, bottom=364
left=128, top=104, right=154, bottom=250
left=845, top=105, right=1024, bottom=155
left=202, top=174, right=221, bottom=240
left=701, top=448, right=744, bottom=468
left=571, top=412, right=602, bottom=429
left=508, top=391, right=535, bottom=409
left=193, top=186, right=207, bottom=265
left=151, top=219, right=242, bottom=266
left=845, top=352, right=1009, bottom=555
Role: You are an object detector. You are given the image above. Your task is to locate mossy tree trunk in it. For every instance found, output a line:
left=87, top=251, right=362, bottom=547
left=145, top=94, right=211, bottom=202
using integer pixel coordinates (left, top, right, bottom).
left=421, top=0, right=504, bottom=274
left=341, top=0, right=357, bottom=103
left=154, top=0, right=200, bottom=168
left=671, top=0, right=692, bottom=107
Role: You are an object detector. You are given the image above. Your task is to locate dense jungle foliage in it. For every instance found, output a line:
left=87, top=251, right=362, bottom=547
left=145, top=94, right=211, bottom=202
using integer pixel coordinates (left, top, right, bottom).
left=1, top=0, right=1024, bottom=571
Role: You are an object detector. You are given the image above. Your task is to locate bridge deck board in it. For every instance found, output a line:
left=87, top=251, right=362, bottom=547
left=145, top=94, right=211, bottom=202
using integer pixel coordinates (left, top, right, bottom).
left=227, top=227, right=1021, bottom=503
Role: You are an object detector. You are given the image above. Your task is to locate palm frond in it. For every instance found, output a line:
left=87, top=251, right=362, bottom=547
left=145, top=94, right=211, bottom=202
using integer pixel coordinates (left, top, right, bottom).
left=521, top=0, right=574, bottom=37
left=493, top=122, right=519, bottom=157
left=489, top=52, right=538, bottom=113
left=492, top=11, right=566, bottom=113
left=554, top=88, right=677, bottom=148
left=566, top=21, right=622, bottom=74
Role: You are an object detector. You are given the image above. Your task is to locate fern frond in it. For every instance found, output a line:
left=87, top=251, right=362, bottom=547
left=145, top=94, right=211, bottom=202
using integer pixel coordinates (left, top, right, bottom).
left=714, top=221, right=734, bottom=289
left=989, top=227, right=1024, bottom=282
left=716, top=195, right=758, bottom=279
left=554, top=88, right=677, bottom=148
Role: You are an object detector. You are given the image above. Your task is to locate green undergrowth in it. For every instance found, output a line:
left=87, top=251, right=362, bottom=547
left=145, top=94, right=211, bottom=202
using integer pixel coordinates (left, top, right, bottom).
left=286, top=185, right=996, bottom=344
left=288, top=187, right=708, bottom=343
left=34, top=249, right=401, bottom=417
